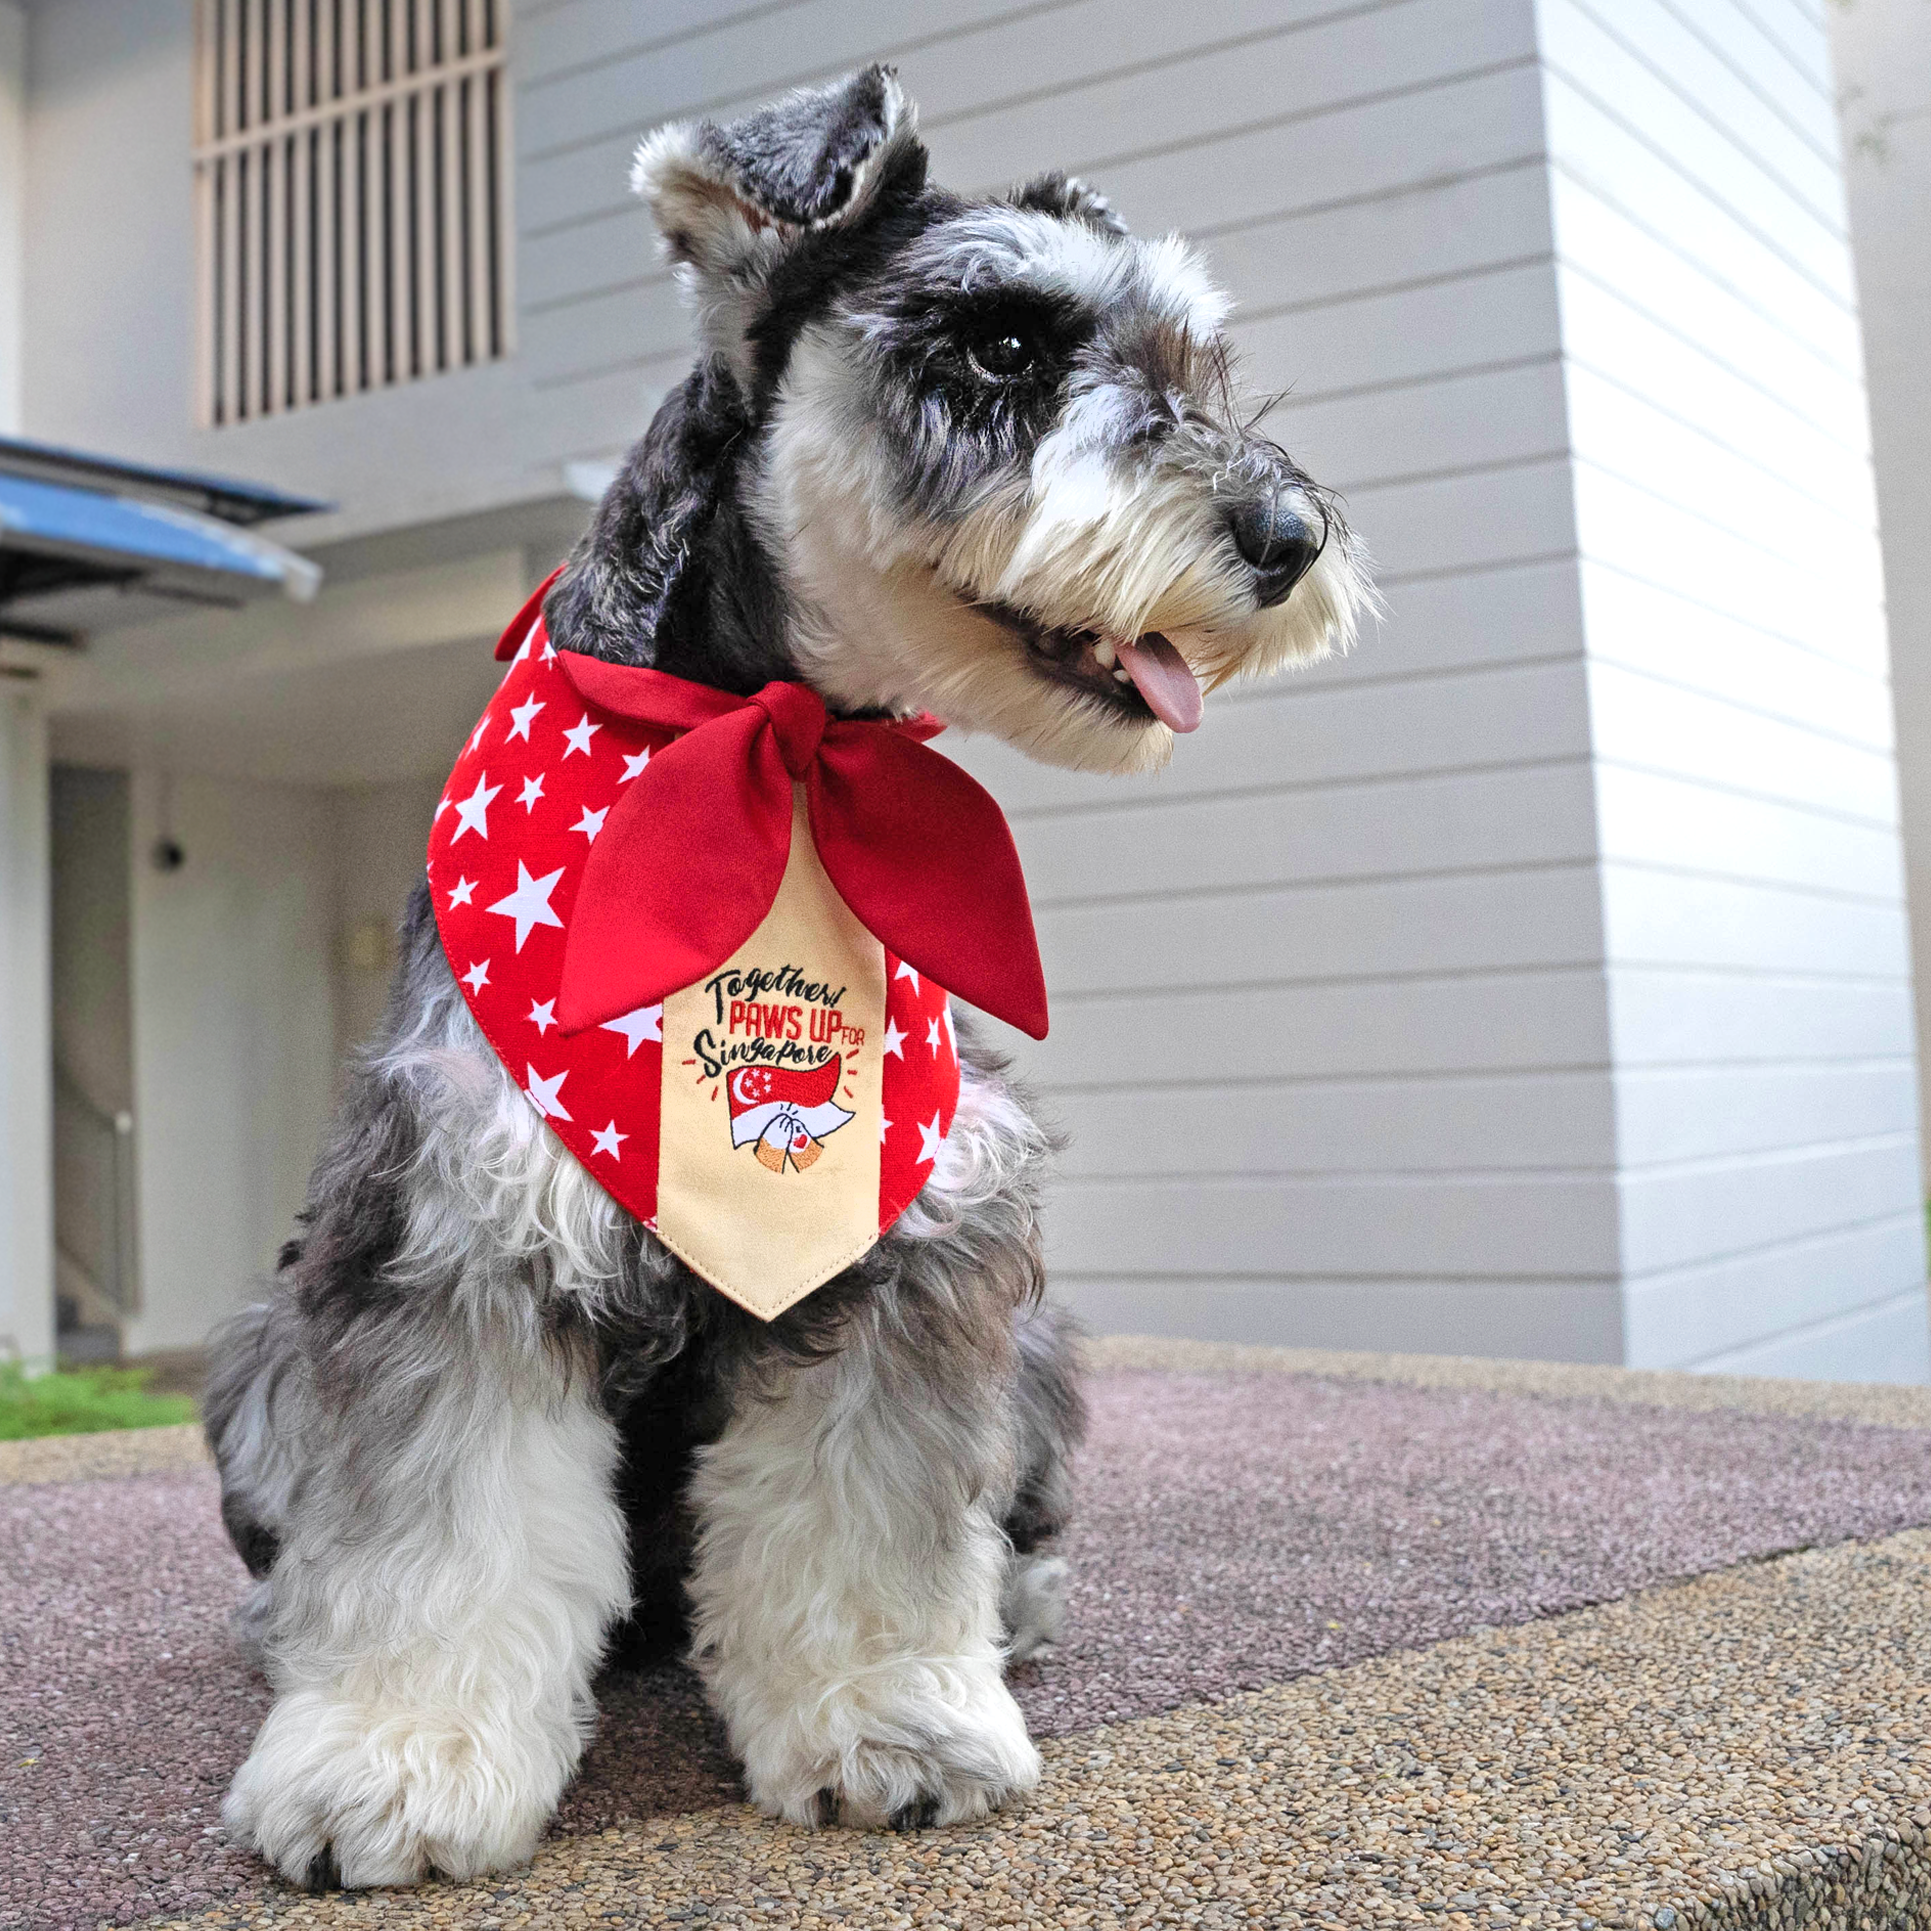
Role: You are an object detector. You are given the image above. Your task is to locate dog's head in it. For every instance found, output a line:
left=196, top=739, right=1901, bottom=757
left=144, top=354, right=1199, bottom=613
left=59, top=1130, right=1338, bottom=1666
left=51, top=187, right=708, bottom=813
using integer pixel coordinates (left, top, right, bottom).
left=552, top=66, right=1368, bottom=775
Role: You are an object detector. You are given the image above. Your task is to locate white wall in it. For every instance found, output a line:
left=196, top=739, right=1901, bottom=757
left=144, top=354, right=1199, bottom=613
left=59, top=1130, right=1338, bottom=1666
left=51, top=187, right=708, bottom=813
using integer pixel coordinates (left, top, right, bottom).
left=0, top=0, right=25, bottom=433
left=0, top=687, right=52, bottom=1364
left=124, top=770, right=339, bottom=1355
left=1832, top=0, right=1931, bottom=1195
left=1534, top=0, right=1927, bottom=1378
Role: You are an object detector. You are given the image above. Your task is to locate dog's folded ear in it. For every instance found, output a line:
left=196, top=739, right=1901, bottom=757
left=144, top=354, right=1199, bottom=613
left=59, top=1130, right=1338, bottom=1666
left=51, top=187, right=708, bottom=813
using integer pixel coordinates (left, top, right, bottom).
left=1009, top=172, right=1132, bottom=237
left=633, top=65, right=920, bottom=288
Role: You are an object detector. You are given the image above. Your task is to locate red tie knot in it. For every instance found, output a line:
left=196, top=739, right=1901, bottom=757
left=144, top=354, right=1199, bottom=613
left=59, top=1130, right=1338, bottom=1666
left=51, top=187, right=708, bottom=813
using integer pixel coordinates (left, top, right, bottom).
left=751, top=681, right=828, bottom=779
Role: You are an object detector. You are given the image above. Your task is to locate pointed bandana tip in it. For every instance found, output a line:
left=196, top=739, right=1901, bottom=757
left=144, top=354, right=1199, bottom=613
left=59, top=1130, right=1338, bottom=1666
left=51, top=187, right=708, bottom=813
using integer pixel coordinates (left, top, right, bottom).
left=553, top=651, right=1049, bottom=1042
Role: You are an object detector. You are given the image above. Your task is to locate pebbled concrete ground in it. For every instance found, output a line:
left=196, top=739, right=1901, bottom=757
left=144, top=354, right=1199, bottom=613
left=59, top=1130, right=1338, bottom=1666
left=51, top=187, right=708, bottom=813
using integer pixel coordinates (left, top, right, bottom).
left=134, top=1529, right=1931, bottom=1931
left=7, top=1342, right=1931, bottom=1930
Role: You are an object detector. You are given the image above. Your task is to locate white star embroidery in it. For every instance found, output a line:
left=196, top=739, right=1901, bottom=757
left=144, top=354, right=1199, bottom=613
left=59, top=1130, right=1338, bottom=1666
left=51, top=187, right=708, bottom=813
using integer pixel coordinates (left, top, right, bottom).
left=487, top=862, right=566, bottom=951
left=601, top=1003, right=663, bottom=1056
left=518, top=773, right=545, bottom=812
left=916, top=1110, right=944, bottom=1166
left=894, top=960, right=921, bottom=995
left=882, top=1017, right=906, bottom=1060
left=926, top=1016, right=945, bottom=1057
left=434, top=797, right=451, bottom=821
left=468, top=715, right=489, bottom=753
left=619, top=748, right=651, bottom=782
left=507, top=695, right=545, bottom=742
left=562, top=715, right=601, bottom=758
left=461, top=959, right=490, bottom=994
left=513, top=617, right=543, bottom=662
left=541, top=636, right=557, bottom=663
left=528, top=998, right=556, bottom=1035
left=447, top=875, right=475, bottom=908
left=880, top=1115, right=892, bottom=1143
left=943, top=1004, right=957, bottom=1055
left=590, top=1120, right=626, bottom=1160
left=572, top=805, right=608, bottom=842
left=525, top=1064, right=571, bottom=1121
left=450, top=773, right=500, bottom=843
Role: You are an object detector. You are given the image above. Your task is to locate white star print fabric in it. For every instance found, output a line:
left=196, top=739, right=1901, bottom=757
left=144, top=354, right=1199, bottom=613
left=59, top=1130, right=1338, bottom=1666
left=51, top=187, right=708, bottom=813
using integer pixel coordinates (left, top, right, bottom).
left=429, top=600, right=962, bottom=1320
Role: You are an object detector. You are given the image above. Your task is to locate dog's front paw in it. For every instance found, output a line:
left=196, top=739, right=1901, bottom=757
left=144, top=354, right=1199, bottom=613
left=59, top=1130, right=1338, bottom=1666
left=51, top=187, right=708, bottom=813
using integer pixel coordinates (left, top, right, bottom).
left=223, top=1689, right=576, bottom=1888
left=734, top=1655, right=1041, bottom=1830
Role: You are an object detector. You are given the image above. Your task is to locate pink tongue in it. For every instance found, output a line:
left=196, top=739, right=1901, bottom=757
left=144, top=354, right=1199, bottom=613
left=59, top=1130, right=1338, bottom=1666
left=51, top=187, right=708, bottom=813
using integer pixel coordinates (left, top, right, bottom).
left=1115, top=633, right=1203, bottom=733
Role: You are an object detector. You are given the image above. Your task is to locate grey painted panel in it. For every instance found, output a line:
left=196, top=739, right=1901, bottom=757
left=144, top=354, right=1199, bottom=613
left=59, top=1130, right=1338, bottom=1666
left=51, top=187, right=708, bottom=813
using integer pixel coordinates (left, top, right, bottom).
left=1038, top=865, right=1607, bottom=998
left=1010, top=62, right=1551, bottom=240
left=1234, top=263, right=1561, bottom=401
left=1205, top=160, right=1555, bottom=313
left=917, top=0, right=1539, bottom=185
left=1268, top=358, right=1570, bottom=496
left=1622, top=1215, right=1927, bottom=1368
left=1046, top=1169, right=1620, bottom=1276
left=1345, top=456, right=1579, bottom=580
left=957, top=655, right=1594, bottom=816
left=1007, top=969, right=1613, bottom=1089
left=519, top=57, right=1550, bottom=287
left=519, top=0, right=793, bottom=88
left=1290, top=556, right=1587, bottom=685
left=1016, top=761, right=1599, bottom=908
left=517, top=0, right=1536, bottom=185
left=1054, top=1272, right=1625, bottom=1361
left=1053, top=1069, right=1618, bottom=1178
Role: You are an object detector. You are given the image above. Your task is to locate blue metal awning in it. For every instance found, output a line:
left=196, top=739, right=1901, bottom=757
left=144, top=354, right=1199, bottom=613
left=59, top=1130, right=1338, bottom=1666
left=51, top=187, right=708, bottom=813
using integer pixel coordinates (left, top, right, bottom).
left=0, top=436, right=325, bottom=644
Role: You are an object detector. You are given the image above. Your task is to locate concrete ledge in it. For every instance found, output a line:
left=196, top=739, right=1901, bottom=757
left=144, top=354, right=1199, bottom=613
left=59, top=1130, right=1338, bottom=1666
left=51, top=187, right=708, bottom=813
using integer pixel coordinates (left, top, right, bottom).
left=1083, top=1332, right=1931, bottom=1429
left=0, top=1418, right=208, bottom=1486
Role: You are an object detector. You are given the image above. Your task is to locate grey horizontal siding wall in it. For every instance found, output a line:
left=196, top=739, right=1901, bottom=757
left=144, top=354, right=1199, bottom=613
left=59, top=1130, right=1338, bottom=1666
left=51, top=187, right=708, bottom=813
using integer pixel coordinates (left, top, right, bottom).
left=519, top=0, right=1630, bottom=1358
left=1537, top=0, right=1927, bottom=1375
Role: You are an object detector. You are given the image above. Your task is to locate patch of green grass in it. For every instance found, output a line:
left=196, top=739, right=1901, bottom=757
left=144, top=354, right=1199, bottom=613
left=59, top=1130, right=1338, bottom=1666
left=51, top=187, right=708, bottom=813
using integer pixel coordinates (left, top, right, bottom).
left=0, top=1362, right=197, bottom=1441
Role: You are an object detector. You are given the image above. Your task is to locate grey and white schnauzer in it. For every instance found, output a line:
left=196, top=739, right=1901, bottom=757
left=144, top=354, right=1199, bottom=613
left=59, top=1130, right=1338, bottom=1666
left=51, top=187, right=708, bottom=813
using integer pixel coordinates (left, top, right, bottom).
left=204, top=64, right=1367, bottom=1889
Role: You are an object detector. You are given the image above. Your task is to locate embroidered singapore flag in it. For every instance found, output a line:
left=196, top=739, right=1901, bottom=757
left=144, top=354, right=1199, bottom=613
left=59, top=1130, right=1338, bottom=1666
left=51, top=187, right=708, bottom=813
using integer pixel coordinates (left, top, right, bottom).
left=427, top=577, right=1047, bottom=1321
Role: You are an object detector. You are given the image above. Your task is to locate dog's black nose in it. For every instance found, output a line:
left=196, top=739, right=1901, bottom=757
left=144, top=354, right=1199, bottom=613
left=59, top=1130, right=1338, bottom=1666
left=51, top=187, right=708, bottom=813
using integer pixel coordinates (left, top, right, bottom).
left=1227, top=495, right=1322, bottom=606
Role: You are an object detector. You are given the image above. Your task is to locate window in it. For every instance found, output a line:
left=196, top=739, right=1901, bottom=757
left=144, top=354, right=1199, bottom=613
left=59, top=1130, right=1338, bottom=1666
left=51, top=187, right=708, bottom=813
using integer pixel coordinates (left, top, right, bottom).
left=191, top=1, right=511, bottom=426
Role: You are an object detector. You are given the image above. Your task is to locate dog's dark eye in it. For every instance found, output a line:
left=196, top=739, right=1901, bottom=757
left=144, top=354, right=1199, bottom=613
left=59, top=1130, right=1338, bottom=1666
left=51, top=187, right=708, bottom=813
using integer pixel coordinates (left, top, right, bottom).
left=966, top=325, right=1038, bottom=381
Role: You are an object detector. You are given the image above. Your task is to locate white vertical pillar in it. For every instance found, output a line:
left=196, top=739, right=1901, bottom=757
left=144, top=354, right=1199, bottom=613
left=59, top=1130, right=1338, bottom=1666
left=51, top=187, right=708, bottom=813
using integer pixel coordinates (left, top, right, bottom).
left=1535, top=0, right=1929, bottom=1378
left=0, top=0, right=25, bottom=434
left=0, top=685, right=54, bottom=1366
left=1831, top=0, right=1931, bottom=1193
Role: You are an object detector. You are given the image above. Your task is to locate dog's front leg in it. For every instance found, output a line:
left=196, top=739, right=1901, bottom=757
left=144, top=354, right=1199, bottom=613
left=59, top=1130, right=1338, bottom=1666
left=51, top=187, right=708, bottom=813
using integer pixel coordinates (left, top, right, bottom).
left=223, top=1339, right=629, bottom=1888
left=687, top=1315, right=1039, bottom=1828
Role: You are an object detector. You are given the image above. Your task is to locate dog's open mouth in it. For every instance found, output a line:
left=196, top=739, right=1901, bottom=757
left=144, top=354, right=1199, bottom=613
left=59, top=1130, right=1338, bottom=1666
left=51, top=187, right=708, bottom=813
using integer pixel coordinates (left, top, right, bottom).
left=978, top=602, right=1204, bottom=733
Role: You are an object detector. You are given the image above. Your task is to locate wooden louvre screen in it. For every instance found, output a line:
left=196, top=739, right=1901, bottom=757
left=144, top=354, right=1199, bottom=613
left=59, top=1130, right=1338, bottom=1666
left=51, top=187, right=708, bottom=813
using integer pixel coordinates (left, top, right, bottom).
left=191, top=0, right=511, bottom=427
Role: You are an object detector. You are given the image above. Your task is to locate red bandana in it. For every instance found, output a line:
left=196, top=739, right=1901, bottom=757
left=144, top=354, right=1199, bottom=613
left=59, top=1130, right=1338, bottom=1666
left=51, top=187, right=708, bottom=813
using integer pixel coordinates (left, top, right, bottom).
left=428, top=577, right=1048, bottom=1319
